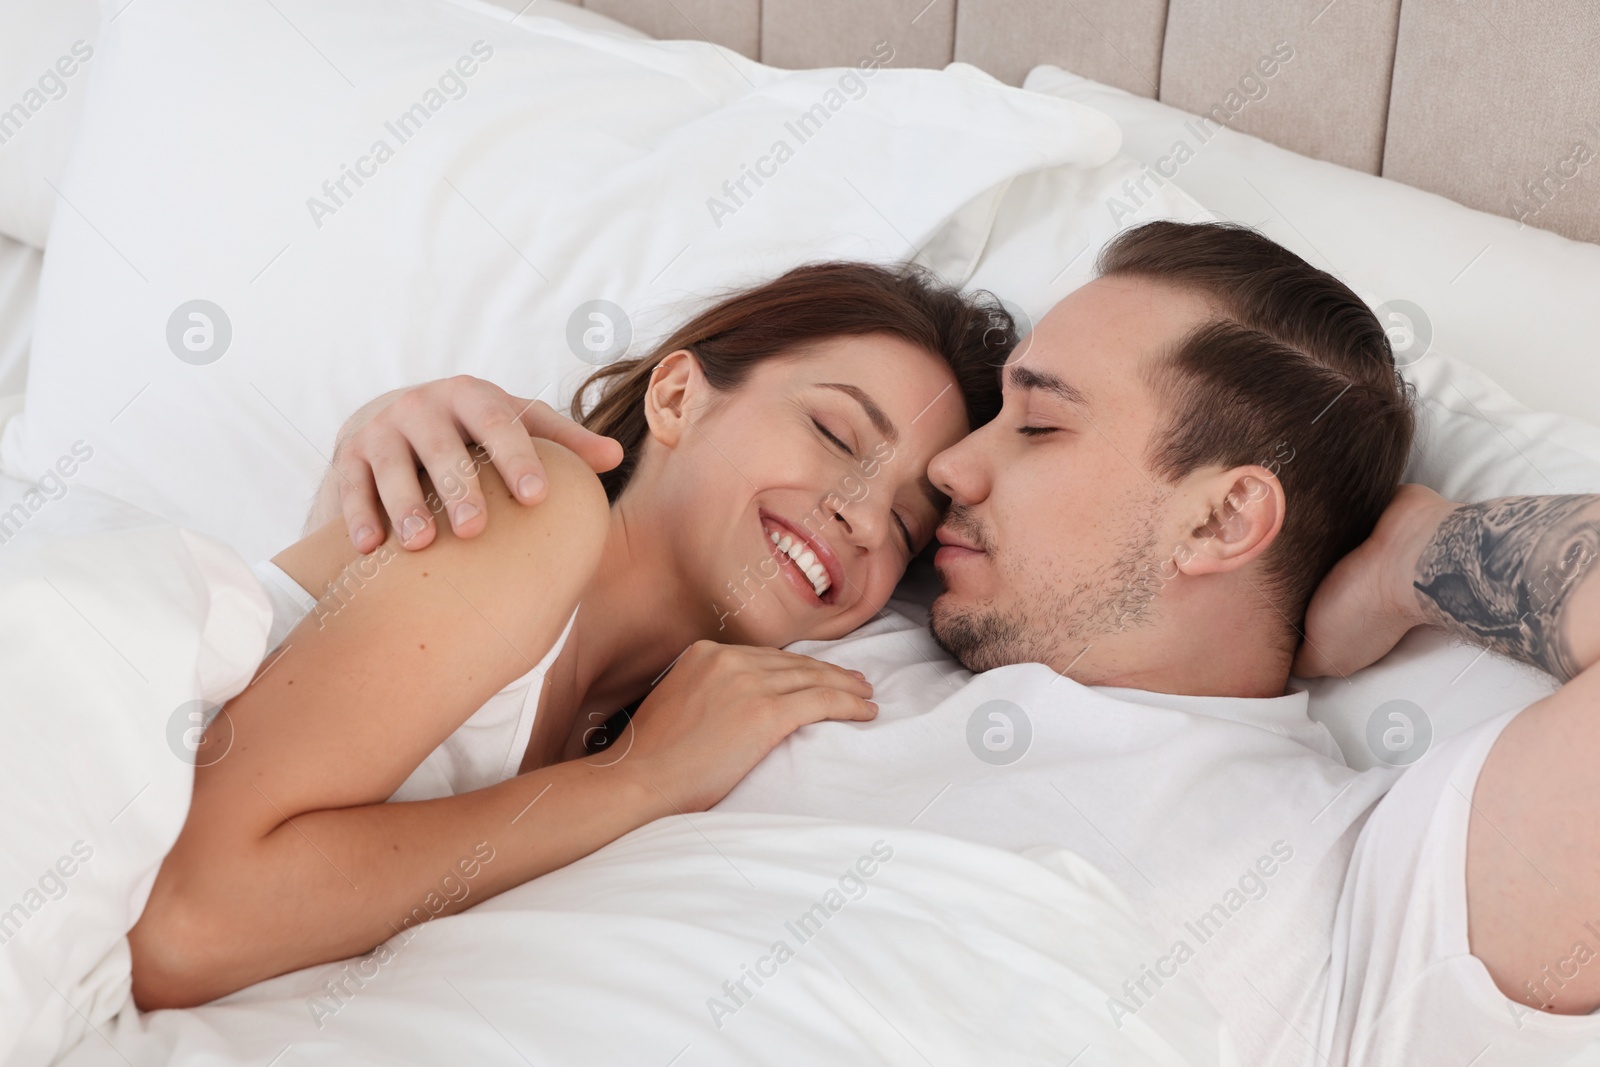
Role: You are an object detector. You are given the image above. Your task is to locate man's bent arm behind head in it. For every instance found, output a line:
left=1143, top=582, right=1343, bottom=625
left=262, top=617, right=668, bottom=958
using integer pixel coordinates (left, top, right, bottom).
left=1383, top=490, right=1600, bottom=1016
left=1410, top=493, right=1600, bottom=682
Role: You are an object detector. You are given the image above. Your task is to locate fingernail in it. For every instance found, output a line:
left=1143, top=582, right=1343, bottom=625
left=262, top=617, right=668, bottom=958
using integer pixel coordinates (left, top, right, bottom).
left=354, top=524, right=375, bottom=548
left=518, top=474, right=542, bottom=499
left=454, top=502, right=480, bottom=524
left=400, top=514, right=426, bottom=542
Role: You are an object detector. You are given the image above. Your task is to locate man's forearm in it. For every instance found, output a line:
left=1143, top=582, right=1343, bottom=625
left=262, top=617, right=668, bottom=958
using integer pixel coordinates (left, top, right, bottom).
left=1412, top=494, right=1600, bottom=681
left=304, top=465, right=344, bottom=535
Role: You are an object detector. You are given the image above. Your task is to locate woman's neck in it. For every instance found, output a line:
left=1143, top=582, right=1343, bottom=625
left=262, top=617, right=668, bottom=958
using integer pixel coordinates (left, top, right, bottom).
left=564, top=498, right=710, bottom=722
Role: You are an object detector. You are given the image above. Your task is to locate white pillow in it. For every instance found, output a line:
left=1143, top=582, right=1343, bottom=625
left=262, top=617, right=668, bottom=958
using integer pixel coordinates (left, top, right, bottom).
left=0, top=0, right=647, bottom=251
left=0, top=477, right=270, bottom=1067
left=0, top=0, right=641, bottom=404
left=1, top=0, right=1121, bottom=566
left=0, top=0, right=100, bottom=249
left=1018, top=64, right=1600, bottom=770
left=961, top=131, right=1213, bottom=322
left=0, top=234, right=42, bottom=396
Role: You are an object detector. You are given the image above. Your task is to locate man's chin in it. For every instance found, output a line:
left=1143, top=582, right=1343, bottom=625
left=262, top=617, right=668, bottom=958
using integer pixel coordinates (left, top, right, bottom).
left=929, top=596, right=1026, bottom=675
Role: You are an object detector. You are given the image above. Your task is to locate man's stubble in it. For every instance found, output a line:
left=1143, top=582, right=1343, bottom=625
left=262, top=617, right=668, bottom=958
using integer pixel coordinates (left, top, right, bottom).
left=929, top=502, right=1169, bottom=676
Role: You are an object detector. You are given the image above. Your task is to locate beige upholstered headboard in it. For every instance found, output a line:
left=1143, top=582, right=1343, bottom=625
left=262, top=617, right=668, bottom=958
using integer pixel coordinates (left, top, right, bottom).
left=553, top=0, right=1600, bottom=246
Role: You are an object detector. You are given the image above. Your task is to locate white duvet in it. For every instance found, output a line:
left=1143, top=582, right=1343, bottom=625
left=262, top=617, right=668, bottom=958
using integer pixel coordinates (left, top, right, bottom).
left=0, top=480, right=1227, bottom=1067
left=59, top=815, right=1237, bottom=1067
left=0, top=483, right=1238, bottom=1065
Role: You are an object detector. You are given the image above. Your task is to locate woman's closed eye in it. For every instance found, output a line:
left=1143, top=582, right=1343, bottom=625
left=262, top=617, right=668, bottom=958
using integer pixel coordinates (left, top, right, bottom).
left=812, top=417, right=856, bottom=456
left=813, top=416, right=917, bottom=553
left=1018, top=424, right=1058, bottom=437
left=893, top=511, right=914, bottom=554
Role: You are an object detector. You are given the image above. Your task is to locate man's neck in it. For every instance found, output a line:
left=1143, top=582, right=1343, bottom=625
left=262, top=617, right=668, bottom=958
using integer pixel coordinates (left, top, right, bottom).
left=1061, top=577, right=1299, bottom=699
left=1087, top=646, right=1295, bottom=699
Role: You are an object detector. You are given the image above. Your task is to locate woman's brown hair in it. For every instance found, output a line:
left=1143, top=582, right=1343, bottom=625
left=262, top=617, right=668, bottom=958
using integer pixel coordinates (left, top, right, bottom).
left=572, top=261, right=1015, bottom=501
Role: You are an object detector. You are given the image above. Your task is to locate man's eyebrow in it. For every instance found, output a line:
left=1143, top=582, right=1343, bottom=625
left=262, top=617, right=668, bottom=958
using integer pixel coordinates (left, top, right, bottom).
left=1007, top=365, right=1092, bottom=412
left=818, top=382, right=898, bottom=444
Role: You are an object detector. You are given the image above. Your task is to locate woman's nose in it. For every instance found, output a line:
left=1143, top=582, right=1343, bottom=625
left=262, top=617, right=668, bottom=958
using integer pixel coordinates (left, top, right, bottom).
left=829, top=493, right=885, bottom=548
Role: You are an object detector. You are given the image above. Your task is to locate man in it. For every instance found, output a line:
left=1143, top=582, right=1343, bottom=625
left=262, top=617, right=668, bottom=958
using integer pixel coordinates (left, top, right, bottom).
left=313, top=222, right=1599, bottom=1065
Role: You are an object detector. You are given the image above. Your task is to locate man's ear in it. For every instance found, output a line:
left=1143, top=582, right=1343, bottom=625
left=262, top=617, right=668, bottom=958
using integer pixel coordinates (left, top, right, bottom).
left=1173, top=466, right=1285, bottom=577
left=642, top=349, right=702, bottom=450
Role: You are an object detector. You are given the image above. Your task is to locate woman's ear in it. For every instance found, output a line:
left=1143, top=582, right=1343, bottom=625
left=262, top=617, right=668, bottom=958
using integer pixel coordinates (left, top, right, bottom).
left=1173, top=466, right=1285, bottom=577
left=641, top=349, right=701, bottom=450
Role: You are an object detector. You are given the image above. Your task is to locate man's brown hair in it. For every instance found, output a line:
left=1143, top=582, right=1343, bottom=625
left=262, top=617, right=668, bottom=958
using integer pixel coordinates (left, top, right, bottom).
left=1097, top=220, right=1416, bottom=626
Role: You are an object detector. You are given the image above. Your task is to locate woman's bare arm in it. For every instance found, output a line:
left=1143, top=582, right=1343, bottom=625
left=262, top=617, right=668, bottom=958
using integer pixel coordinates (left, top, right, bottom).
left=129, top=441, right=634, bottom=1007
left=134, top=749, right=674, bottom=1009
left=130, top=439, right=877, bottom=1010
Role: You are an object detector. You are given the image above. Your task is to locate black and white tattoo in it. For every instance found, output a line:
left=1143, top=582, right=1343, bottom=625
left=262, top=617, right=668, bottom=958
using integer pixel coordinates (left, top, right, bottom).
left=1413, top=495, right=1600, bottom=682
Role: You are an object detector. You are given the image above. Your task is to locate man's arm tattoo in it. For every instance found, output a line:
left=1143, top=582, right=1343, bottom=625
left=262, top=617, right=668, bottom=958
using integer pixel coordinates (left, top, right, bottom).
left=1413, top=495, right=1600, bottom=682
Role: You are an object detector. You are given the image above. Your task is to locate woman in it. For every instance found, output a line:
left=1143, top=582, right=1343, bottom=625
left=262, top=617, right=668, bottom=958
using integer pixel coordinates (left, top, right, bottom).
left=129, top=262, right=1012, bottom=1009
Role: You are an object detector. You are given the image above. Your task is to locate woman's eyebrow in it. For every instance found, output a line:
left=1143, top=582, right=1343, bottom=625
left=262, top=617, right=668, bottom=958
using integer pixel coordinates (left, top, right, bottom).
left=817, top=382, right=898, bottom=444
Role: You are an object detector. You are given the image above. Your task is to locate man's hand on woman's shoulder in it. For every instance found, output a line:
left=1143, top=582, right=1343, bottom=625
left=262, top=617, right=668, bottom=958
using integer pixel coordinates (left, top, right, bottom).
left=309, top=375, right=624, bottom=553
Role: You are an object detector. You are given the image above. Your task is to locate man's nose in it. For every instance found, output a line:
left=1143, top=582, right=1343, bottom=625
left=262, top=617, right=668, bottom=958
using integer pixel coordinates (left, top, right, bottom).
left=929, top=432, right=987, bottom=506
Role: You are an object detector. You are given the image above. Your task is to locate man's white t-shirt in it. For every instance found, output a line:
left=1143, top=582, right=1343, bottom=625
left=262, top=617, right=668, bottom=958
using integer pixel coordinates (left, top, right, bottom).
left=714, top=607, right=1600, bottom=1067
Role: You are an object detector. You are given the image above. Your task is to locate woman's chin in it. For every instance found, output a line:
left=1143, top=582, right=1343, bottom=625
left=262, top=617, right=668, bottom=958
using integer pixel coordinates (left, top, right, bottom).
left=709, top=579, right=885, bottom=646
left=709, top=603, right=784, bottom=648
left=789, top=604, right=884, bottom=646
left=717, top=610, right=828, bottom=649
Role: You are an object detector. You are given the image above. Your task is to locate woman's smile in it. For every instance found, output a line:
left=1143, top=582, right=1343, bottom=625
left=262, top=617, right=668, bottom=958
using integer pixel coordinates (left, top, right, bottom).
left=759, top=507, right=843, bottom=606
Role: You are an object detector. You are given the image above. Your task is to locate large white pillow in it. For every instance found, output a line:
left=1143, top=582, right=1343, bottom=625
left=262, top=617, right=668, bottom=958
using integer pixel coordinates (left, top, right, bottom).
left=0, top=234, right=42, bottom=396
left=0, top=0, right=641, bottom=403
left=1, top=0, right=1121, bottom=565
left=0, top=475, right=270, bottom=1067
left=1016, top=65, right=1600, bottom=771
left=0, top=0, right=645, bottom=251
left=0, top=0, right=101, bottom=249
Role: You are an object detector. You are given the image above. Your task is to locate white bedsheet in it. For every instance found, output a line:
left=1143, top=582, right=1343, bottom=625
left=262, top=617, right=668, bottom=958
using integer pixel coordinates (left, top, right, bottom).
left=58, top=815, right=1238, bottom=1067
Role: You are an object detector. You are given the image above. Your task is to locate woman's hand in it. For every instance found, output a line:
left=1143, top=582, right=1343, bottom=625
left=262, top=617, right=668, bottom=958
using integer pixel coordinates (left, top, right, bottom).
left=612, top=642, right=878, bottom=812
left=313, top=375, right=624, bottom=553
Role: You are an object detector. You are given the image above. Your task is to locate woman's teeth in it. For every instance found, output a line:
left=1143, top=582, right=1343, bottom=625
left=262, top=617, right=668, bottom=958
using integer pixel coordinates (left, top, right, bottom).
left=770, top=530, right=832, bottom=598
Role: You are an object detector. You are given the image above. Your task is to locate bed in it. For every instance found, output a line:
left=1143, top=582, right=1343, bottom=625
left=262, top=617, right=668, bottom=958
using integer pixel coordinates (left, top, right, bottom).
left=0, top=1, right=1597, bottom=1065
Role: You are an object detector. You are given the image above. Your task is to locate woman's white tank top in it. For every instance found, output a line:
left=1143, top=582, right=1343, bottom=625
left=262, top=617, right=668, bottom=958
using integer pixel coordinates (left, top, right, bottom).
left=249, top=559, right=578, bottom=803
